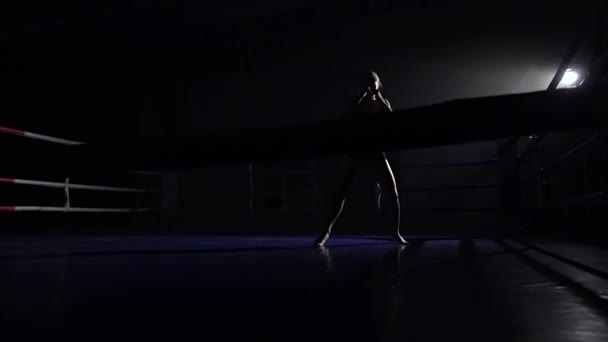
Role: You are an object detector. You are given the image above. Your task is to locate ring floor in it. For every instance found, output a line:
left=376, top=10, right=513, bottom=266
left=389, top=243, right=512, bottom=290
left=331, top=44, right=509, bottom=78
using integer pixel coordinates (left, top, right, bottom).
left=2, top=235, right=608, bottom=341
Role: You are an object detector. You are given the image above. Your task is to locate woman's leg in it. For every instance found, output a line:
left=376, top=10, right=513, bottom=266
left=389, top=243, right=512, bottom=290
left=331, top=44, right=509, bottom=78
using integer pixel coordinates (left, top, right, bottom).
left=375, top=153, right=407, bottom=244
left=315, top=161, right=357, bottom=246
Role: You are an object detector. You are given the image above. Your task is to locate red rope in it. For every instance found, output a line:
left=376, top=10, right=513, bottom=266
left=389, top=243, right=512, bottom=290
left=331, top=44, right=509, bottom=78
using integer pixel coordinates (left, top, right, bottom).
left=0, top=126, right=25, bottom=136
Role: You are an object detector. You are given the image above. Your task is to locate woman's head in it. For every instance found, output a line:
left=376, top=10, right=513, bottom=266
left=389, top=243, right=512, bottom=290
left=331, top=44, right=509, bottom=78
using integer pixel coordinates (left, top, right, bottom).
left=360, top=71, right=382, bottom=92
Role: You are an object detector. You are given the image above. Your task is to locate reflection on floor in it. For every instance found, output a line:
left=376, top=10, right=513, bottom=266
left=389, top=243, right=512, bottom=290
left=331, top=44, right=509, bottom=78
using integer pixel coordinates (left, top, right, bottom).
left=1, top=235, right=608, bottom=341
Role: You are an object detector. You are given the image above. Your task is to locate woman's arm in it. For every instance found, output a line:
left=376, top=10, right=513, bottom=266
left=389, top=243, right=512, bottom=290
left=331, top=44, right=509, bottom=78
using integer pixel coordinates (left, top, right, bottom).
left=378, top=93, right=393, bottom=112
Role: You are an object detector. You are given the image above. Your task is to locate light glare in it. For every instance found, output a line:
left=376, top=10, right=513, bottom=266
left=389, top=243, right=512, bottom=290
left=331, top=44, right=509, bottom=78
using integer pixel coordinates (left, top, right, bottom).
left=561, top=69, right=579, bottom=86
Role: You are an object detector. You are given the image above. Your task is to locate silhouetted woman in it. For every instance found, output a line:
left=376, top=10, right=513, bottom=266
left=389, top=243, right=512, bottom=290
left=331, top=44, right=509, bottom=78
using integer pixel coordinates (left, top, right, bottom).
left=315, top=71, right=407, bottom=246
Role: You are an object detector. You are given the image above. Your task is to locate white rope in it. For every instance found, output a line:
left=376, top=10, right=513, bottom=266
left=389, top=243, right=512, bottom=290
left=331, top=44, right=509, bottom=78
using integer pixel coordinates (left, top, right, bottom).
left=23, top=131, right=84, bottom=146
left=13, top=206, right=154, bottom=212
left=13, top=178, right=152, bottom=193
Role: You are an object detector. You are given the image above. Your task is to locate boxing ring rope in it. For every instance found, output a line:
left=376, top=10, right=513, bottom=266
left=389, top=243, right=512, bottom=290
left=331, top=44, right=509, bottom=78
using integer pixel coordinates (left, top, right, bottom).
left=1, top=125, right=156, bottom=214
left=0, top=125, right=84, bottom=145
left=0, top=177, right=152, bottom=193
left=400, top=158, right=499, bottom=169
left=130, top=171, right=162, bottom=176
left=0, top=206, right=152, bottom=213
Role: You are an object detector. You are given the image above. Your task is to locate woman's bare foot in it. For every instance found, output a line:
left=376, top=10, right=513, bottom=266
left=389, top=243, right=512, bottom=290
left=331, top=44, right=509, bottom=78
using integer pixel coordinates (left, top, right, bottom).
left=394, top=233, right=408, bottom=244
left=314, top=233, right=330, bottom=246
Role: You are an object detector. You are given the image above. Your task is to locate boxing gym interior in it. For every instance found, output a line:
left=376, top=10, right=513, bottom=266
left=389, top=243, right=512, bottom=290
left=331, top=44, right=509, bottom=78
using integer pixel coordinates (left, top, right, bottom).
left=2, top=1, right=608, bottom=341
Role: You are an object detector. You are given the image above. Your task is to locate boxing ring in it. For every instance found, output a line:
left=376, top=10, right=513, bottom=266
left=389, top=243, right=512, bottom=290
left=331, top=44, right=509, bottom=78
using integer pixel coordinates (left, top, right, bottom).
left=1, top=96, right=608, bottom=341
left=0, top=125, right=156, bottom=215
left=1, top=71, right=608, bottom=340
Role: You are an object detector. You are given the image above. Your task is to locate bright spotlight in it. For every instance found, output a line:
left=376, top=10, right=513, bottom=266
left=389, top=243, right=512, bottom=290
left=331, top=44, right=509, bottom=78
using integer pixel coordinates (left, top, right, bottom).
left=561, top=68, right=579, bottom=87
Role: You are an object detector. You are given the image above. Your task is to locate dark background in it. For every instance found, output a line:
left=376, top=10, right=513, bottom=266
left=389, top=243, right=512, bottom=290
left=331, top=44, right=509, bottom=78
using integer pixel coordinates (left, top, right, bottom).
left=0, top=0, right=606, bottom=238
